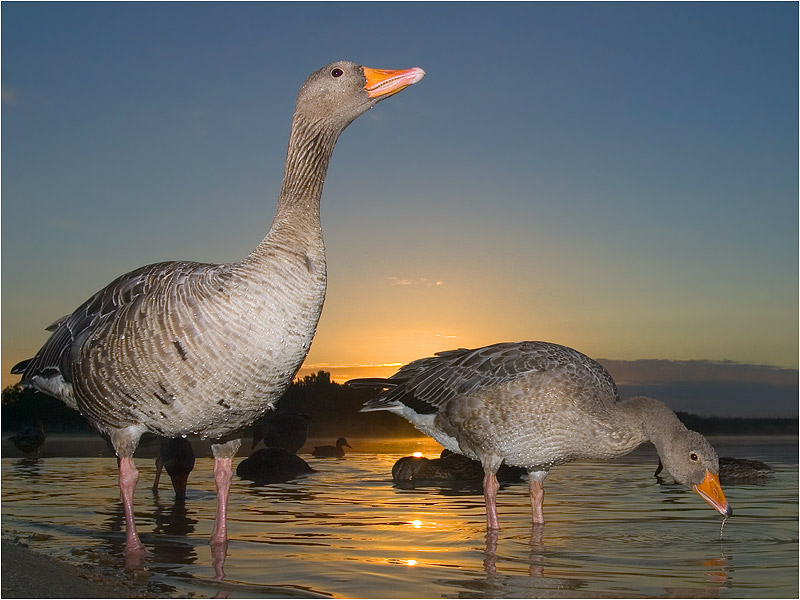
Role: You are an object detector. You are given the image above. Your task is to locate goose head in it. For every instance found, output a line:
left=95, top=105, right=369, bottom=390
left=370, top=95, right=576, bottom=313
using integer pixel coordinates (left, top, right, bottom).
left=657, top=429, right=732, bottom=517
left=294, top=61, right=425, bottom=132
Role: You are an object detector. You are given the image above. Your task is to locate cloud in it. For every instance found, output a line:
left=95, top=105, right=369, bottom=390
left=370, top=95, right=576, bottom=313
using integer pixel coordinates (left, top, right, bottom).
left=301, top=357, right=797, bottom=417
left=297, top=362, right=405, bottom=385
left=302, top=362, right=404, bottom=370
left=597, top=358, right=797, bottom=386
left=387, top=277, right=444, bottom=287
left=2, top=87, right=18, bottom=105
left=597, top=359, right=798, bottom=417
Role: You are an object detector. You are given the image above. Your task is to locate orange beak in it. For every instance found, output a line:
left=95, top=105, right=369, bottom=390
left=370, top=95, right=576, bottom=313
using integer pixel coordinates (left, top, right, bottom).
left=363, top=66, right=426, bottom=99
left=693, top=470, right=732, bottom=517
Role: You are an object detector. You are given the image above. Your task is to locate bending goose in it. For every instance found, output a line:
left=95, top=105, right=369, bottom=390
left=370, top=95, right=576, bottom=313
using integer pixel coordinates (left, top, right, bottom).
left=11, top=61, right=424, bottom=557
left=312, top=437, right=351, bottom=457
left=153, top=437, right=196, bottom=502
left=350, top=341, right=732, bottom=529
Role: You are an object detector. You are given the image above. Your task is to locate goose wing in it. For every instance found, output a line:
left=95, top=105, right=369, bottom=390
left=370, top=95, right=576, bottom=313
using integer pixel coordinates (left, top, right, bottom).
left=354, top=341, right=619, bottom=415
left=12, top=260, right=209, bottom=384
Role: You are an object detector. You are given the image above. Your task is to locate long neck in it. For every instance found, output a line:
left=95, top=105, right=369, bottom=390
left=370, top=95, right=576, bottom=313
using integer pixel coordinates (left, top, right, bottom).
left=276, top=115, right=339, bottom=219
left=245, top=113, right=340, bottom=267
left=619, top=396, right=688, bottom=455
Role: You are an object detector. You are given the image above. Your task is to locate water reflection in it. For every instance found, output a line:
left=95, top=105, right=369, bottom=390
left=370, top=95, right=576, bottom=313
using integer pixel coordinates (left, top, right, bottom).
left=479, top=523, right=735, bottom=598
left=11, top=456, right=44, bottom=479
left=701, top=554, right=730, bottom=585
left=151, top=500, right=199, bottom=569
left=528, top=524, right=545, bottom=577
left=97, top=499, right=149, bottom=570
left=211, top=539, right=228, bottom=582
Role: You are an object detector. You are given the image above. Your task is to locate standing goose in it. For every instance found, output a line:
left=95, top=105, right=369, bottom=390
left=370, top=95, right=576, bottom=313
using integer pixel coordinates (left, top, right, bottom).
left=349, top=341, right=732, bottom=529
left=11, top=61, right=424, bottom=557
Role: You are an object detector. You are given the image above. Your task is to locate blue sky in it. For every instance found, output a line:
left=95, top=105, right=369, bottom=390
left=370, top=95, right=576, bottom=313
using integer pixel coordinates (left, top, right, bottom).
left=2, top=2, right=797, bottom=414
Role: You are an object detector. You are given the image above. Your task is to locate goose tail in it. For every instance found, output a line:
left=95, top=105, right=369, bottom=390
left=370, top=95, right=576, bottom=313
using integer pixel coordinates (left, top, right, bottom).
left=11, top=358, right=31, bottom=376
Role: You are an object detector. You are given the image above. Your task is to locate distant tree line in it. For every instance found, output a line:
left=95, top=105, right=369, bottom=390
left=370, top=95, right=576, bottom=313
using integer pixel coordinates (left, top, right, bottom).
left=2, top=373, right=797, bottom=438
left=675, top=411, right=797, bottom=436
left=266, top=370, right=420, bottom=438
left=2, top=385, right=94, bottom=433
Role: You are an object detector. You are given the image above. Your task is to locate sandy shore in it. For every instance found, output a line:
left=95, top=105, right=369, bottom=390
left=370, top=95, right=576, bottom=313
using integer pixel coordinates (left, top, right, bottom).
left=1, top=537, right=151, bottom=598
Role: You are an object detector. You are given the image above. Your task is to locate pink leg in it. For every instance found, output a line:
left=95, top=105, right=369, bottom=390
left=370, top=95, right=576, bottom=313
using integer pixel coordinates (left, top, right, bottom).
left=483, top=471, right=501, bottom=530
left=529, top=477, right=545, bottom=525
left=209, top=437, right=240, bottom=581
left=118, top=457, right=145, bottom=552
left=211, top=457, right=233, bottom=545
left=483, top=528, right=499, bottom=576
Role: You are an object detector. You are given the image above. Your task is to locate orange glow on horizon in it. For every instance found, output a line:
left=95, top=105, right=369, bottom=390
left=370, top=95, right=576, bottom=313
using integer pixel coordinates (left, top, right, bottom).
left=296, top=363, right=405, bottom=384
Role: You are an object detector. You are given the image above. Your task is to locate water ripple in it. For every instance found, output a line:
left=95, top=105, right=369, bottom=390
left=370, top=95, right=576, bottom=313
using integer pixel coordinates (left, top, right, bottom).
left=2, top=436, right=797, bottom=598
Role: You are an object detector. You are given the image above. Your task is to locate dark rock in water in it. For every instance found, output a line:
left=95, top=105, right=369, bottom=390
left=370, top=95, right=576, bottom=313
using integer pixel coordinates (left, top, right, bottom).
left=392, top=450, right=525, bottom=483
left=237, top=447, right=314, bottom=484
left=719, top=457, right=773, bottom=483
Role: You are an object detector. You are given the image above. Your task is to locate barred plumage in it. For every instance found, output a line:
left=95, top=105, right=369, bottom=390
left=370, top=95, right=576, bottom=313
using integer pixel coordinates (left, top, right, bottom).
left=351, top=340, right=731, bottom=529
left=12, top=61, right=425, bottom=559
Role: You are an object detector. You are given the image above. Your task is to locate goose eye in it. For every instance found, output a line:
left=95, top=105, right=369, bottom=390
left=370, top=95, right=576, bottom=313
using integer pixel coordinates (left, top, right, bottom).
left=331, top=68, right=343, bottom=78
left=690, top=452, right=699, bottom=461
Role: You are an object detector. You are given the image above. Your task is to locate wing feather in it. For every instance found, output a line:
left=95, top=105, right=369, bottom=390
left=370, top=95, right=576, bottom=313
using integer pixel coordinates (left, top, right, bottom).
left=354, top=341, right=619, bottom=415
left=13, top=260, right=212, bottom=385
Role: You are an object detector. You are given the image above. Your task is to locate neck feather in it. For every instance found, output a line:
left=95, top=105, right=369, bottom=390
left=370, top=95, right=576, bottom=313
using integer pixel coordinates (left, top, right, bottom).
left=275, top=115, right=339, bottom=219
left=244, top=113, right=339, bottom=266
left=620, top=396, right=687, bottom=454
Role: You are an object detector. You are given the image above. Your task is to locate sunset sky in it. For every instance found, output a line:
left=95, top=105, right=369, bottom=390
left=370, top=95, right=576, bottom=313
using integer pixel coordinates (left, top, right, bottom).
left=2, top=3, right=797, bottom=415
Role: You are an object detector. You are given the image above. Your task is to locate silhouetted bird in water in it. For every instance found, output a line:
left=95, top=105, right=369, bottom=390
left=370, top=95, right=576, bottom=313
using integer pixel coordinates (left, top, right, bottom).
left=251, top=411, right=310, bottom=453
left=312, top=437, right=351, bottom=458
left=153, top=437, right=196, bottom=502
left=237, top=447, right=314, bottom=484
left=10, top=422, right=46, bottom=456
left=656, top=456, right=773, bottom=485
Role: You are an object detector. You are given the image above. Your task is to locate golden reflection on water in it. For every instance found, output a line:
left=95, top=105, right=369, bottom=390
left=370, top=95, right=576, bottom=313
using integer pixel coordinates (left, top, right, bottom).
left=1, top=435, right=797, bottom=598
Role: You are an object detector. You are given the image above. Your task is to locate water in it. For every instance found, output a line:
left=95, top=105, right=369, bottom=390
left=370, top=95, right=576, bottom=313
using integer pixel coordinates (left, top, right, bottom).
left=2, top=436, right=797, bottom=598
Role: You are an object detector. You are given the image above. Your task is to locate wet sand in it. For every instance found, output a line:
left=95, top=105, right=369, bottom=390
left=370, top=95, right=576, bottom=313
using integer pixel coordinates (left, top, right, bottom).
left=1, top=538, right=150, bottom=598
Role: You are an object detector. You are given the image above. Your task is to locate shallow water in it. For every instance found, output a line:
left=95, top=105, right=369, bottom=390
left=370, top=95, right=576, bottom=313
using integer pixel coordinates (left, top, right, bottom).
left=2, top=436, right=797, bottom=598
